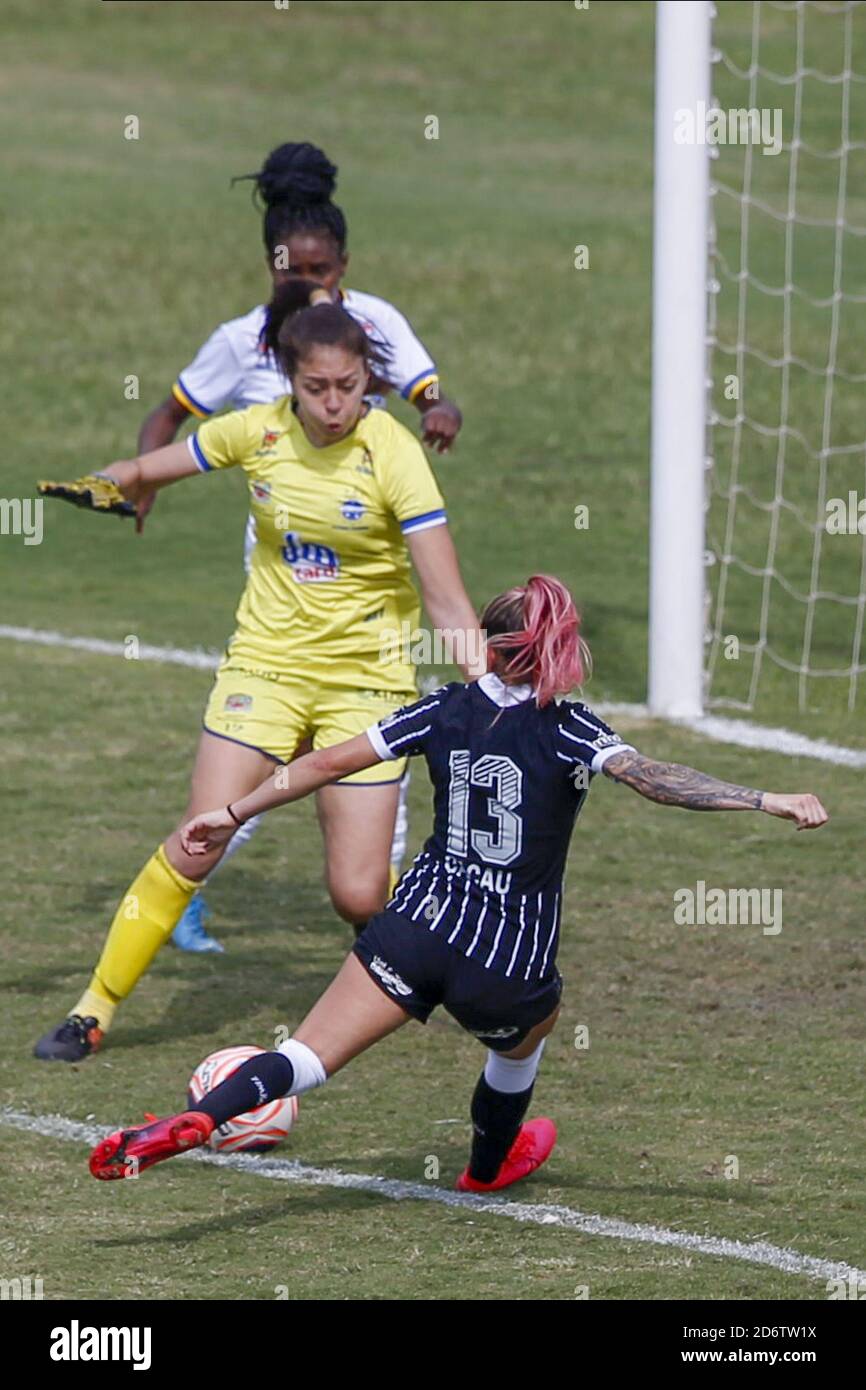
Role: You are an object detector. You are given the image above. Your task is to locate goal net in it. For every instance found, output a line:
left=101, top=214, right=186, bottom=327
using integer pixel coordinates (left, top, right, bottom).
left=705, top=0, right=866, bottom=726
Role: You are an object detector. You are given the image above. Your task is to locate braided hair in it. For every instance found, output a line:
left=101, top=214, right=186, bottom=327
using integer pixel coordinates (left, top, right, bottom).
left=233, top=141, right=347, bottom=256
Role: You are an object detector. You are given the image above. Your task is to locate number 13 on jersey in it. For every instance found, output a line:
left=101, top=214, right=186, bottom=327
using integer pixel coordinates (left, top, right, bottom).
left=446, top=750, right=524, bottom=866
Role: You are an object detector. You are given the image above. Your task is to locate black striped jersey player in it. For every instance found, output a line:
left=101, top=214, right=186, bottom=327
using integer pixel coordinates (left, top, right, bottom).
left=89, top=576, right=827, bottom=1193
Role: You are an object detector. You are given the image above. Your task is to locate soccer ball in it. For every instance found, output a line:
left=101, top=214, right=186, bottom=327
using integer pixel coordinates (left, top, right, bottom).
left=188, top=1045, right=298, bottom=1153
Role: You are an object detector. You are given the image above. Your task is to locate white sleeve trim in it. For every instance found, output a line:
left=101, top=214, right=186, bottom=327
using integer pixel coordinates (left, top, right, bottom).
left=590, top=743, right=635, bottom=774
left=400, top=511, right=448, bottom=536
left=185, top=434, right=209, bottom=472
left=365, top=723, right=396, bottom=761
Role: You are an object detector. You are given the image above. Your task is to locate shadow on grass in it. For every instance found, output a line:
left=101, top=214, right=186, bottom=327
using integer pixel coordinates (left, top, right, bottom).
left=105, top=972, right=343, bottom=1052
left=91, top=1178, right=444, bottom=1251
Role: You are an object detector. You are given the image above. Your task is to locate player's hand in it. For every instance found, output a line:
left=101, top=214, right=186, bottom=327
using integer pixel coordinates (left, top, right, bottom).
left=761, top=792, right=828, bottom=830
left=422, top=401, right=462, bottom=454
left=135, top=488, right=158, bottom=534
left=38, top=473, right=136, bottom=518
left=180, top=809, right=238, bottom=856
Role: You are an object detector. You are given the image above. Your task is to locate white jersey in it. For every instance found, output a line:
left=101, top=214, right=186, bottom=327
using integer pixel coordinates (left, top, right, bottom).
left=172, top=288, right=439, bottom=418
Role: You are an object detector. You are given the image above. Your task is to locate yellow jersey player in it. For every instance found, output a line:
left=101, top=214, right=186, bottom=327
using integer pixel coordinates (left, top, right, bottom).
left=35, top=296, right=484, bottom=1062
left=137, top=141, right=463, bottom=951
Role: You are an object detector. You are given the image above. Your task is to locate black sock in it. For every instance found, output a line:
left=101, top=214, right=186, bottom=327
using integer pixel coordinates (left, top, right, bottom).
left=191, top=1052, right=294, bottom=1127
left=468, top=1073, right=535, bottom=1184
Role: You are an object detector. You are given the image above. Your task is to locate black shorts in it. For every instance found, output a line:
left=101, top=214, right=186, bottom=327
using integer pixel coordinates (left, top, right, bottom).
left=353, top=910, right=563, bottom=1052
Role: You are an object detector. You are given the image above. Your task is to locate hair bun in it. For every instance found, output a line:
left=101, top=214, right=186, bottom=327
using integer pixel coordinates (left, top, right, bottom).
left=239, top=141, right=338, bottom=208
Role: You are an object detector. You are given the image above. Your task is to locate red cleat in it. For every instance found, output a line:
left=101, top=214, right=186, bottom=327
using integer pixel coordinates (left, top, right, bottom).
left=89, top=1111, right=215, bottom=1181
left=455, top=1117, right=557, bottom=1193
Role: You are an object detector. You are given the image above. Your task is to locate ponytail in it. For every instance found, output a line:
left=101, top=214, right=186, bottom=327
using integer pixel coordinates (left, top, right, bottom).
left=480, top=575, right=590, bottom=706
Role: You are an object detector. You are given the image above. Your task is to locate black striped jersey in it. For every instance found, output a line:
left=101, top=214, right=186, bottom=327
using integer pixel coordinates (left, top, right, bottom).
left=365, top=672, right=635, bottom=983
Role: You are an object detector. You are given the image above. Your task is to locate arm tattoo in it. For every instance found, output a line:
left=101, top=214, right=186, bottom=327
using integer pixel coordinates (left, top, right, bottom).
left=602, top=750, right=763, bottom=812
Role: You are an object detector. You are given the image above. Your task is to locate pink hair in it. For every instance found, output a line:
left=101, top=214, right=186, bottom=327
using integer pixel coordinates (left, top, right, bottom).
left=480, top=575, right=590, bottom=707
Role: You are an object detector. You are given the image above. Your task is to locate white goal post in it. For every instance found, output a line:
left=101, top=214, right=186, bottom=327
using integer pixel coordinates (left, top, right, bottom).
left=649, top=0, right=713, bottom=719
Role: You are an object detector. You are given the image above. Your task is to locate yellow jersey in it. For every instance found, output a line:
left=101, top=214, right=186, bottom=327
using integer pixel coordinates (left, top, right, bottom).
left=187, top=398, right=447, bottom=691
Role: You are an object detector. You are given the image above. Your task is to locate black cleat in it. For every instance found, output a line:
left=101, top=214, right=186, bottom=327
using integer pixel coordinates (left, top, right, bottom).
left=33, top=1014, right=104, bottom=1062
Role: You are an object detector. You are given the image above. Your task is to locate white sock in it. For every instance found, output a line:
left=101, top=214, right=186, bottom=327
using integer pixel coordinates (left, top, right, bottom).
left=484, top=1040, right=545, bottom=1094
left=277, top=1037, right=328, bottom=1095
left=220, top=812, right=261, bottom=864
left=201, top=813, right=262, bottom=883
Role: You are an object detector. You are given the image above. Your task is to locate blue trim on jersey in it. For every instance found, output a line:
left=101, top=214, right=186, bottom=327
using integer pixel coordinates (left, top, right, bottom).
left=400, top=509, right=447, bottom=534
left=190, top=434, right=212, bottom=472
left=400, top=367, right=437, bottom=400
left=176, top=376, right=214, bottom=417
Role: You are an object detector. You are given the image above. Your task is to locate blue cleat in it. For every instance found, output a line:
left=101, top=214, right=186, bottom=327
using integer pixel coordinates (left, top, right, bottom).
left=171, top=894, right=225, bottom=953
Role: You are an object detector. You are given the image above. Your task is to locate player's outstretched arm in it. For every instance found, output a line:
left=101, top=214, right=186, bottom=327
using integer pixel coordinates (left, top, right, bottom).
left=38, top=441, right=200, bottom=521
left=602, top=750, right=828, bottom=830
left=133, top=395, right=195, bottom=533
left=180, top=734, right=383, bottom=854
left=96, top=440, right=200, bottom=500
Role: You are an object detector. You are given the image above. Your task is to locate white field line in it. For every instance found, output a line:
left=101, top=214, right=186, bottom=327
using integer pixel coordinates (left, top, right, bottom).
left=1, top=1107, right=863, bottom=1288
left=0, top=625, right=222, bottom=672
left=3, top=624, right=865, bottom=767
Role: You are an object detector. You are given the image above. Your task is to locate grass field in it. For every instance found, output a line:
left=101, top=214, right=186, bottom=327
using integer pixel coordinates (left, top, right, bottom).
left=1, top=0, right=864, bottom=1302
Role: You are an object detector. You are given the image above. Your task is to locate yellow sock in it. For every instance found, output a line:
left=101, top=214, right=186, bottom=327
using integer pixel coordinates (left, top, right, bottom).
left=72, top=845, right=199, bottom=1032
left=388, top=864, right=400, bottom=897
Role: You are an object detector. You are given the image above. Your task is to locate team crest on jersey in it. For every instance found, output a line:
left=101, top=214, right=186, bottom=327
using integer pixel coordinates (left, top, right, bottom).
left=340, top=498, right=365, bottom=522
left=252, top=481, right=272, bottom=503
left=256, top=429, right=284, bottom=456
left=224, top=693, right=253, bottom=712
left=282, top=530, right=340, bottom=582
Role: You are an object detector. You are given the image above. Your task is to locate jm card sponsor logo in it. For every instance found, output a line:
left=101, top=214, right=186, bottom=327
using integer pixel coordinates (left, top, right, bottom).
left=282, top=531, right=340, bottom=582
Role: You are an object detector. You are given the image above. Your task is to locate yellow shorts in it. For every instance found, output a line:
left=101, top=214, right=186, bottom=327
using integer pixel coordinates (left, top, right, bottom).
left=202, top=662, right=412, bottom=785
